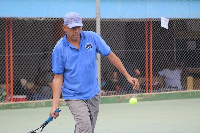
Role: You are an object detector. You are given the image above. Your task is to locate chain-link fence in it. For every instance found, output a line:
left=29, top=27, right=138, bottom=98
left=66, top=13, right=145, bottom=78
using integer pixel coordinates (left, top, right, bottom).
left=0, top=1, right=200, bottom=102
left=100, top=18, right=200, bottom=95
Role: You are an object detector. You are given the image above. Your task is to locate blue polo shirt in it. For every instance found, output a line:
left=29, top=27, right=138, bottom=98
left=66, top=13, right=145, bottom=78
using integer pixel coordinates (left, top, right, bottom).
left=52, top=31, right=111, bottom=100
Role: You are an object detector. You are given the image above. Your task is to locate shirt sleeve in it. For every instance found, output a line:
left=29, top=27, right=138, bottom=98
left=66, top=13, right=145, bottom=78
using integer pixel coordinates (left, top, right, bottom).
left=158, top=69, right=165, bottom=76
left=93, top=32, right=111, bottom=56
left=52, top=44, right=64, bottom=75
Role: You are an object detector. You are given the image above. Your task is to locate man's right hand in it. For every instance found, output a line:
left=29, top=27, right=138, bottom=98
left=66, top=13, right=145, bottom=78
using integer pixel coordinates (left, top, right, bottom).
left=50, top=106, right=60, bottom=119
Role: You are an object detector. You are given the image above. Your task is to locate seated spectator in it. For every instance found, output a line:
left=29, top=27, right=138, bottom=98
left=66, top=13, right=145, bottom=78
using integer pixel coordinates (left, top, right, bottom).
left=13, top=78, right=28, bottom=95
left=125, top=62, right=141, bottom=78
left=26, top=82, right=42, bottom=101
left=101, top=71, right=116, bottom=95
left=40, top=81, right=53, bottom=100
left=113, top=72, right=119, bottom=82
left=158, top=62, right=183, bottom=90
left=112, top=71, right=119, bottom=91
left=140, top=76, right=163, bottom=93
left=117, top=62, right=141, bottom=94
left=0, top=87, right=6, bottom=102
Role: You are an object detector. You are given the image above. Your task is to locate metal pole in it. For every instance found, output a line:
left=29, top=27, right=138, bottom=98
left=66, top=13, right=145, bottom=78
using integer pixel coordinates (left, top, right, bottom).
left=96, top=0, right=101, bottom=90
left=149, top=19, right=153, bottom=93
left=9, top=18, right=14, bottom=102
left=96, top=0, right=100, bottom=35
left=145, top=19, right=149, bottom=93
left=4, top=18, right=9, bottom=102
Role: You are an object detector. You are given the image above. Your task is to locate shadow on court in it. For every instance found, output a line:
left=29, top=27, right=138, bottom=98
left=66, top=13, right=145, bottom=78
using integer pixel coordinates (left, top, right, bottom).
left=0, top=98, right=200, bottom=133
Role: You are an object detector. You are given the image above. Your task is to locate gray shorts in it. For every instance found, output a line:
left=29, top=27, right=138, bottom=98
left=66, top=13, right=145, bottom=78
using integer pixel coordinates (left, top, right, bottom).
left=65, top=92, right=100, bottom=133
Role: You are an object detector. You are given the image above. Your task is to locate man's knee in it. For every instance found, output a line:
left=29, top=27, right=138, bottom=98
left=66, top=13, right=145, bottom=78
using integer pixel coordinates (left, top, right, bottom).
left=75, top=116, right=92, bottom=133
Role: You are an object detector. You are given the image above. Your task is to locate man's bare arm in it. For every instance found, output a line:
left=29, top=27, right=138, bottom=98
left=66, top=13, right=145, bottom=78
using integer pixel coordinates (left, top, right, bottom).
left=107, top=51, right=139, bottom=89
left=50, top=74, right=63, bottom=119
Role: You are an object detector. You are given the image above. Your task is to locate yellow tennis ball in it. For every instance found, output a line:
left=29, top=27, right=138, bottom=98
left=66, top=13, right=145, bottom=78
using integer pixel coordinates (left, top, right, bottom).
left=129, top=98, right=137, bottom=105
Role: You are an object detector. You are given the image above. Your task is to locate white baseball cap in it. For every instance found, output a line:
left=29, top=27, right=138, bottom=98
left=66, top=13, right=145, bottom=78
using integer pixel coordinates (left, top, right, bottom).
left=64, top=12, right=83, bottom=28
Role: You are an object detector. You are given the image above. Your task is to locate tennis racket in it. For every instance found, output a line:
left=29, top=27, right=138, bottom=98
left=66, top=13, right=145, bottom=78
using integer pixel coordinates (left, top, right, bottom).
left=28, top=108, right=61, bottom=133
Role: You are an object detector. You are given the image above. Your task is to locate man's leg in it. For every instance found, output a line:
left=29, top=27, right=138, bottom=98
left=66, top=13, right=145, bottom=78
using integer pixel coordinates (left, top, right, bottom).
left=86, top=92, right=101, bottom=133
left=65, top=92, right=100, bottom=133
left=66, top=100, right=92, bottom=133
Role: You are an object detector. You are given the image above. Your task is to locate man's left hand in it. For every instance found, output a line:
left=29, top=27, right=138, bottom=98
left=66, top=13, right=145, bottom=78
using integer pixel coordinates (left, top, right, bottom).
left=127, top=76, right=139, bottom=89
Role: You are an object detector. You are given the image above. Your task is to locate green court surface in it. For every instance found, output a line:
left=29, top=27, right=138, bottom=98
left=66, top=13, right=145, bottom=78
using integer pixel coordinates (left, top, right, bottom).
left=1, top=98, right=200, bottom=133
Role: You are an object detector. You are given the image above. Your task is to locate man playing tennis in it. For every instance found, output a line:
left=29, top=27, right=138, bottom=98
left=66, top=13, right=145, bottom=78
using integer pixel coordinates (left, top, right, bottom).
left=50, top=12, right=139, bottom=133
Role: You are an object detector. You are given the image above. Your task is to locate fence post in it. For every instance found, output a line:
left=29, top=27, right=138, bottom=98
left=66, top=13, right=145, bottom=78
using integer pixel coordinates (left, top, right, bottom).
left=4, top=18, right=9, bottom=102
left=96, top=0, right=101, bottom=90
left=9, top=18, right=14, bottom=102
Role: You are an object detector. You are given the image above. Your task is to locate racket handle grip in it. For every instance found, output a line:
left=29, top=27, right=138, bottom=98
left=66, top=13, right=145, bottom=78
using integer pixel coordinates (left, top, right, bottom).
left=46, top=108, right=61, bottom=123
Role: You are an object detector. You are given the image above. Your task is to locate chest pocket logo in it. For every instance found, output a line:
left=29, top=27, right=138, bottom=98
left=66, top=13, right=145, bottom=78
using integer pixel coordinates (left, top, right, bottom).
left=85, top=43, right=93, bottom=51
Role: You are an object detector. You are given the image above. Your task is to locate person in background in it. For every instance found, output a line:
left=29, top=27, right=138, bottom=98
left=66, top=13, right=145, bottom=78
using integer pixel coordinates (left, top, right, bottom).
left=40, top=80, right=53, bottom=99
left=13, top=78, right=28, bottom=96
left=126, top=62, right=140, bottom=78
left=158, top=61, right=183, bottom=90
left=115, top=62, right=141, bottom=94
left=33, top=75, right=52, bottom=100
left=0, top=86, right=6, bottom=102
left=26, top=82, right=42, bottom=101
left=50, top=12, right=139, bottom=133
left=101, top=71, right=113, bottom=95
